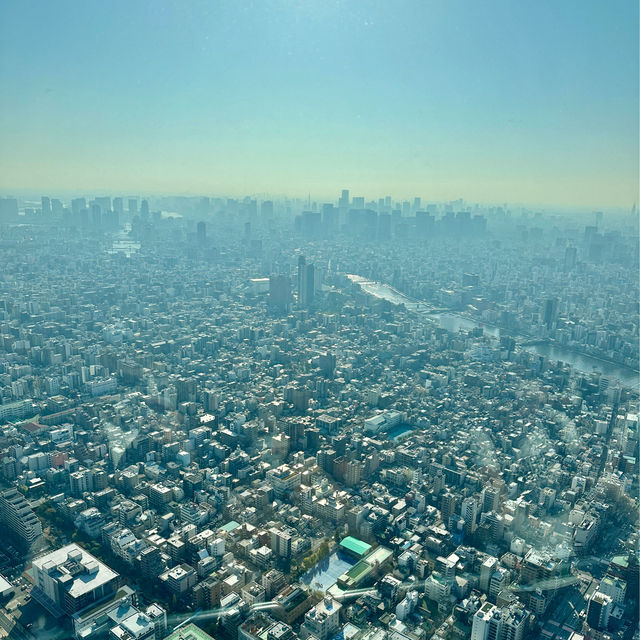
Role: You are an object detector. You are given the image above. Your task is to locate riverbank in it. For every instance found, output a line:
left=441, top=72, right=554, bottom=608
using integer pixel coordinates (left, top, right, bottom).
left=346, top=274, right=639, bottom=390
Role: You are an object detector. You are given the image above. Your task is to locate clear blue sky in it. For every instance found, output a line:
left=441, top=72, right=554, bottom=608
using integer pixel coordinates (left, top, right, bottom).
left=0, top=0, right=637, bottom=207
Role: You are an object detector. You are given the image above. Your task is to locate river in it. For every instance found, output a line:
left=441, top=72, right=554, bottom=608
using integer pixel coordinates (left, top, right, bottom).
left=347, top=275, right=639, bottom=391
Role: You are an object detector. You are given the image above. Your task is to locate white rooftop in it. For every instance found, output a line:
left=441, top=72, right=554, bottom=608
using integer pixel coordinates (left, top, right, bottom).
left=0, top=574, right=13, bottom=594
left=33, top=543, right=118, bottom=598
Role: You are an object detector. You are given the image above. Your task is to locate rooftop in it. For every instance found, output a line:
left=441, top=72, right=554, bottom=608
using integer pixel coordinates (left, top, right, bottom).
left=339, top=536, right=372, bottom=557
left=33, top=543, right=118, bottom=599
left=0, top=574, right=13, bottom=594
left=364, top=546, right=393, bottom=567
left=166, top=623, right=215, bottom=640
left=220, top=520, right=241, bottom=533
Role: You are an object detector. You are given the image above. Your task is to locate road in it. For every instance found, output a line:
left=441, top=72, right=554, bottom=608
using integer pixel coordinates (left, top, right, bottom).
left=0, top=610, right=33, bottom=640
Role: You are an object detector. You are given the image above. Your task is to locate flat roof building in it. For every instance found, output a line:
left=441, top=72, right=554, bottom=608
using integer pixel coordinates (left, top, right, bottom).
left=0, top=575, right=13, bottom=599
left=339, top=536, right=372, bottom=558
left=32, top=544, right=119, bottom=615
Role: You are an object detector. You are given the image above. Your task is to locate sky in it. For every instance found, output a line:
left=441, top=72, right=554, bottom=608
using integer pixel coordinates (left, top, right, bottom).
left=0, top=0, right=638, bottom=208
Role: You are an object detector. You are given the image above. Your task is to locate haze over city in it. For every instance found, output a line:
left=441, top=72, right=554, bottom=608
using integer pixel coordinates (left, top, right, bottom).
left=0, top=3, right=638, bottom=640
left=1, top=0, right=638, bottom=207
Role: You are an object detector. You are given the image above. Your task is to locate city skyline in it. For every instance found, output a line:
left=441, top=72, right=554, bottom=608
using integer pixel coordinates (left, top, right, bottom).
left=0, top=3, right=638, bottom=637
left=1, top=0, right=638, bottom=208
left=0, top=192, right=636, bottom=640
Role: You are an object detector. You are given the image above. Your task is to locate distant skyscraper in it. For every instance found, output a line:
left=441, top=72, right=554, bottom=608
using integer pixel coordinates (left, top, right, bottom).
left=140, top=199, right=149, bottom=217
left=543, top=298, right=558, bottom=329
left=71, top=198, right=86, bottom=215
left=197, top=221, right=207, bottom=243
left=297, top=255, right=315, bottom=307
left=51, top=198, right=63, bottom=215
left=339, top=189, right=349, bottom=208
left=128, top=198, right=138, bottom=214
left=95, top=196, right=111, bottom=213
left=41, top=196, right=51, bottom=215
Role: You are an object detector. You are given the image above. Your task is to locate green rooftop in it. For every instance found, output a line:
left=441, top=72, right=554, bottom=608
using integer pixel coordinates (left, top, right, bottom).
left=220, top=520, right=241, bottom=533
left=166, top=623, right=215, bottom=640
left=340, top=536, right=372, bottom=557
left=346, top=561, right=372, bottom=580
left=338, top=559, right=374, bottom=588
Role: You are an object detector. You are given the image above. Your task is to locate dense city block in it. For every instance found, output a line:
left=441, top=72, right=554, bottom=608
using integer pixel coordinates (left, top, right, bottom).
left=0, top=194, right=637, bottom=640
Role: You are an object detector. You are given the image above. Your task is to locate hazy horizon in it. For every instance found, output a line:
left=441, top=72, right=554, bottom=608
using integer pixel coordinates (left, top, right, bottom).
left=1, top=1, right=638, bottom=208
left=2, top=188, right=638, bottom=216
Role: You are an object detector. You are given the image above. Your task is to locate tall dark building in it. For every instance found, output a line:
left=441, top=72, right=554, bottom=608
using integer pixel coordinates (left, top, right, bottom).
left=543, top=298, right=558, bottom=329
left=297, top=256, right=315, bottom=307
left=197, top=221, right=207, bottom=243
left=586, top=592, right=612, bottom=631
